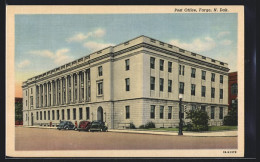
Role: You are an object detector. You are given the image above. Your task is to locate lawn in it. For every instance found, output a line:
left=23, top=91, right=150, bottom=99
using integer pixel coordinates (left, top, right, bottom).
left=137, top=126, right=237, bottom=132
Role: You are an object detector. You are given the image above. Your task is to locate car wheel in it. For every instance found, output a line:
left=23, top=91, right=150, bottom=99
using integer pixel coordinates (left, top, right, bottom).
left=100, top=128, right=103, bottom=132
left=65, top=127, right=69, bottom=130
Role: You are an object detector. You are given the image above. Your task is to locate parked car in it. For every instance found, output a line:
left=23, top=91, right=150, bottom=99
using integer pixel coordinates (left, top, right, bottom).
left=78, top=121, right=92, bottom=132
left=57, top=121, right=76, bottom=130
left=89, top=121, right=108, bottom=132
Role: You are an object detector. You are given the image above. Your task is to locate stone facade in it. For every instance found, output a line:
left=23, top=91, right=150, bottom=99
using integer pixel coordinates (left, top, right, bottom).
left=22, top=35, right=229, bottom=129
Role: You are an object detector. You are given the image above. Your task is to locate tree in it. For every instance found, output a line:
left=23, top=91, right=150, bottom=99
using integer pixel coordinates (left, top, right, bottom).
left=185, top=109, right=210, bottom=131
left=15, top=102, right=23, bottom=123
left=223, top=107, right=237, bottom=126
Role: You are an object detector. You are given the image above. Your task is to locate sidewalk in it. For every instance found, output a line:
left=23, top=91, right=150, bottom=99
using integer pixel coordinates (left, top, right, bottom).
left=20, top=126, right=237, bottom=137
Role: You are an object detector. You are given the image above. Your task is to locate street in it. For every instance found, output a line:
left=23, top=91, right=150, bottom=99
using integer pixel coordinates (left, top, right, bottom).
left=15, top=127, right=237, bottom=150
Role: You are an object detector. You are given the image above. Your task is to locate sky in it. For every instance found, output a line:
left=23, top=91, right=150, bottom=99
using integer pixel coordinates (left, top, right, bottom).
left=15, top=13, right=238, bottom=97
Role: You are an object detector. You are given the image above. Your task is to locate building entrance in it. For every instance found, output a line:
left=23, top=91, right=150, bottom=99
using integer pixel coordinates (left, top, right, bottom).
left=97, top=106, right=103, bottom=122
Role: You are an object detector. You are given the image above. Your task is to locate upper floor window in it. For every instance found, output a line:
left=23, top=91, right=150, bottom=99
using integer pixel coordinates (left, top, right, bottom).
left=220, top=89, right=223, bottom=99
left=150, top=57, right=155, bottom=69
left=168, top=80, right=172, bottom=92
left=211, top=87, right=215, bottom=98
left=160, top=59, right=164, bottom=71
left=97, top=82, right=103, bottom=95
left=201, top=86, right=206, bottom=97
left=179, top=82, right=184, bottom=94
left=98, top=66, right=103, bottom=76
left=26, top=91, right=27, bottom=96
left=160, top=78, right=164, bottom=91
left=125, top=78, right=130, bottom=91
left=31, top=88, right=33, bottom=94
left=220, top=75, right=223, bottom=84
left=30, top=96, right=33, bottom=106
left=191, top=84, right=196, bottom=96
left=211, top=73, right=215, bottom=82
left=168, top=62, right=172, bottom=73
left=191, top=68, right=196, bottom=78
left=125, top=106, right=130, bottom=119
left=150, top=77, right=155, bottom=90
left=179, top=65, right=185, bottom=76
left=125, top=59, right=130, bottom=71
left=231, top=83, right=238, bottom=95
left=202, top=70, right=206, bottom=80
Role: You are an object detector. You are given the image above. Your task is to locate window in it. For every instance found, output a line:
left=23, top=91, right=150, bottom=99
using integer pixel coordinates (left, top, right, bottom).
left=150, top=105, right=155, bottom=119
left=97, top=82, right=103, bottom=95
left=168, top=80, right=172, bottom=92
left=201, top=86, right=206, bottom=97
left=220, top=75, right=223, bottom=83
left=202, top=70, right=206, bottom=80
left=67, top=109, right=70, bottom=120
left=98, top=66, right=103, bottom=76
left=62, top=109, right=64, bottom=120
left=219, top=107, right=223, bottom=119
left=211, top=88, right=215, bottom=98
left=73, top=108, right=76, bottom=120
left=48, top=111, right=50, bottom=120
left=79, top=108, right=82, bottom=120
left=150, top=57, right=155, bottom=69
left=179, top=82, right=184, bottom=94
left=125, top=59, right=130, bottom=70
left=125, top=106, right=130, bottom=119
left=52, top=110, right=55, bottom=120
left=36, top=112, right=38, bottom=120
left=160, top=59, right=164, bottom=71
left=179, top=65, right=185, bottom=75
left=191, top=68, right=196, bottom=78
left=86, top=107, right=90, bottom=120
left=211, top=106, right=215, bottom=119
left=26, top=91, right=27, bottom=96
left=211, top=73, right=215, bottom=82
left=168, top=106, right=172, bottom=119
left=160, top=106, right=164, bottom=119
left=31, top=88, right=33, bottom=94
left=125, top=78, right=130, bottom=91
left=220, top=89, right=223, bottom=99
left=57, top=110, right=59, bottom=120
left=168, top=62, right=172, bottom=72
left=30, top=96, right=33, bottom=106
left=160, top=78, right=164, bottom=91
left=201, top=106, right=206, bottom=111
left=44, top=111, right=46, bottom=120
left=191, top=84, right=196, bottom=96
left=26, top=100, right=27, bottom=106
left=231, top=83, right=238, bottom=95
left=150, top=77, right=155, bottom=90
left=40, top=111, right=42, bottom=120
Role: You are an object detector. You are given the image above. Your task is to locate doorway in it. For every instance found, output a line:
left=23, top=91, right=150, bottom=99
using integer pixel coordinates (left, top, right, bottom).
left=97, top=106, right=103, bottom=122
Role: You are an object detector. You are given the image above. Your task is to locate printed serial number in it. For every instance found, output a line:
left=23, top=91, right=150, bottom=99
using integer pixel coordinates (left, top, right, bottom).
left=223, top=151, right=237, bottom=154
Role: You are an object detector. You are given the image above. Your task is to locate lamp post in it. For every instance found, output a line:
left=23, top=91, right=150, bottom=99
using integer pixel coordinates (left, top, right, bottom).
left=178, top=94, right=183, bottom=135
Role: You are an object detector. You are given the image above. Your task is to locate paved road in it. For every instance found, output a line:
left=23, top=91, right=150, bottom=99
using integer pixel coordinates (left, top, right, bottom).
left=15, top=127, right=237, bottom=150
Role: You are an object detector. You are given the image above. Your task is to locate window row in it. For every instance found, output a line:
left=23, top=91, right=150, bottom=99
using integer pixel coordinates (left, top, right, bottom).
left=35, top=107, right=90, bottom=121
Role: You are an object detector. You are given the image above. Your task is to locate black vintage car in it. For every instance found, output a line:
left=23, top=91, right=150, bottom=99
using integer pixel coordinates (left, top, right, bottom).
left=57, top=121, right=76, bottom=130
left=89, top=121, right=108, bottom=132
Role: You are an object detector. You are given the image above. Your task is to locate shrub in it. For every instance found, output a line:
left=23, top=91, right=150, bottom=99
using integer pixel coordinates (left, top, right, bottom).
left=185, top=109, right=209, bottom=131
left=139, top=125, right=145, bottom=129
left=223, top=107, right=237, bottom=126
left=130, top=122, right=136, bottom=129
left=144, top=121, right=155, bottom=128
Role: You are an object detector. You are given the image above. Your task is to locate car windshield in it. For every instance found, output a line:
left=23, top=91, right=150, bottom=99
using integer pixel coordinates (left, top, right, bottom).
left=59, top=121, right=65, bottom=125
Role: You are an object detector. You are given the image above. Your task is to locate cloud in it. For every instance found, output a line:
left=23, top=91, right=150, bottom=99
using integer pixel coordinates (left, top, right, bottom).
left=219, top=40, right=232, bottom=46
left=215, top=51, right=237, bottom=72
left=217, top=31, right=230, bottom=38
left=169, top=37, right=216, bottom=53
left=17, top=60, right=31, bottom=68
left=83, top=41, right=114, bottom=51
left=66, top=28, right=106, bottom=43
left=29, top=48, right=74, bottom=65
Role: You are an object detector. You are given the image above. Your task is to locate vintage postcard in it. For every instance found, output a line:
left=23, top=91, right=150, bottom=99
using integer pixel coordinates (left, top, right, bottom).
left=6, top=5, right=244, bottom=157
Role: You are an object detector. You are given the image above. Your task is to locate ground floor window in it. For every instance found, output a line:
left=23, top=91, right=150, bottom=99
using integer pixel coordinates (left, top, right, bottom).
left=125, top=106, right=130, bottom=119
left=62, top=109, right=64, bottom=120
left=219, top=107, right=223, bottom=119
left=160, top=106, right=164, bottom=119
left=211, top=106, right=215, bottom=119
left=79, top=108, right=82, bottom=120
left=150, top=105, right=155, bottom=119
left=86, top=107, right=90, bottom=120
left=168, top=106, right=172, bottom=119
left=52, top=110, right=55, bottom=120
left=73, top=108, right=76, bottom=120
left=44, top=111, right=46, bottom=120
left=201, top=106, right=206, bottom=111
left=67, top=109, right=70, bottom=120
left=36, top=112, right=38, bottom=120
left=40, top=111, right=42, bottom=120
left=57, top=110, right=60, bottom=120
left=48, top=111, right=50, bottom=120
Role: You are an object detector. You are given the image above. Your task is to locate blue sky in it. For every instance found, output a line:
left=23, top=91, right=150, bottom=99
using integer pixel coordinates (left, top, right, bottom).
left=15, top=13, right=237, bottom=96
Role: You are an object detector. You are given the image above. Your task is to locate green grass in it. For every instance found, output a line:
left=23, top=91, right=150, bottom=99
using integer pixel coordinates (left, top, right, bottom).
left=136, top=126, right=237, bottom=132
